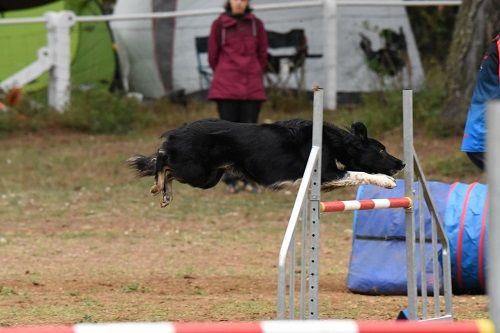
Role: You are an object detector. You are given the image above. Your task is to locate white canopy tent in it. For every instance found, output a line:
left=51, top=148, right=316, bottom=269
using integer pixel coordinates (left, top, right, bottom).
left=110, top=0, right=424, bottom=99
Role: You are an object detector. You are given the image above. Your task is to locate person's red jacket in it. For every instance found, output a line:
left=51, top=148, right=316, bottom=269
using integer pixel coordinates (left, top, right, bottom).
left=207, top=12, right=268, bottom=101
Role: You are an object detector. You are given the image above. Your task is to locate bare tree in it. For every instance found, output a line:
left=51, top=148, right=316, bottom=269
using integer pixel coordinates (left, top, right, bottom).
left=443, top=0, right=500, bottom=133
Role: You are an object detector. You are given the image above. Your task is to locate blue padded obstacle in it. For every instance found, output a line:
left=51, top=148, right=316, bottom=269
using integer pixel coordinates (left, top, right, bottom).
left=445, top=182, right=488, bottom=294
left=347, top=180, right=488, bottom=295
left=347, top=179, right=450, bottom=295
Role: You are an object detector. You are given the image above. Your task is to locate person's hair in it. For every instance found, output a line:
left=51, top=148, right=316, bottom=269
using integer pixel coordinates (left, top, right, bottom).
left=224, top=0, right=253, bottom=14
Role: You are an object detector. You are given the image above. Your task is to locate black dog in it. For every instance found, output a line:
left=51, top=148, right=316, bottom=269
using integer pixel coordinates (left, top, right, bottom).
left=128, top=119, right=404, bottom=207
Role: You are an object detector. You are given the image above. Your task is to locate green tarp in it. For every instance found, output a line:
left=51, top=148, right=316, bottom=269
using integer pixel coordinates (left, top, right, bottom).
left=0, top=0, right=115, bottom=92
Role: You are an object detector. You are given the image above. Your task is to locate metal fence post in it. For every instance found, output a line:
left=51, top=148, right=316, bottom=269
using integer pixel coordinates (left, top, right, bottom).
left=308, top=87, right=323, bottom=319
left=403, top=89, right=417, bottom=320
left=323, top=0, right=337, bottom=110
left=45, top=11, right=75, bottom=112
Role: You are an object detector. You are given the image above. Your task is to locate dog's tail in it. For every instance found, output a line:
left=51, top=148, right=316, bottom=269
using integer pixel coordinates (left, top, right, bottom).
left=127, top=154, right=157, bottom=177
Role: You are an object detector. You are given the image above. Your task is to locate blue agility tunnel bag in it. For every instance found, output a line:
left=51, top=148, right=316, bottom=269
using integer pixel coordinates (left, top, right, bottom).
left=347, top=180, right=451, bottom=295
left=444, top=182, right=488, bottom=294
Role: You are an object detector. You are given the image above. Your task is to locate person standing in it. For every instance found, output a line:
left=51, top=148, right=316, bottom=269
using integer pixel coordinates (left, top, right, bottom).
left=208, top=0, right=267, bottom=123
left=207, top=0, right=268, bottom=192
left=461, top=32, right=500, bottom=171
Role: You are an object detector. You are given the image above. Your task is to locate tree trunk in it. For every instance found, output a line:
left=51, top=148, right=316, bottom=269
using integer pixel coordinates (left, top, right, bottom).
left=443, top=0, right=500, bottom=133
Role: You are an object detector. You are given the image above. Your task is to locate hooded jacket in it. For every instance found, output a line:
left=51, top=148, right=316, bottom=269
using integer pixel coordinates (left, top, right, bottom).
left=461, top=34, right=500, bottom=152
left=207, top=12, right=268, bottom=101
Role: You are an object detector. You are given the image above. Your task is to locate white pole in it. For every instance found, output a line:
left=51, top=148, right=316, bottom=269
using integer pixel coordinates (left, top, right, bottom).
left=486, top=100, right=500, bottom=329
left=45, top=11, right=75, bottom=112
left=336, top=0, right=461, bottom=5
left=403, top=90, right=417, bottom=320
left=0, top=0, right=461, bottom=25
left=323, top=0, right=337, bottom=110
left=308, top=87, right=323, bottom=319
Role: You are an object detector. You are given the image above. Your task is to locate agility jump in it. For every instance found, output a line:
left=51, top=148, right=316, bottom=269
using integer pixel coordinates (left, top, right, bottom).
left=277, top=89, right=453, bottom=321
left=320, top=197, right=412, bottom=212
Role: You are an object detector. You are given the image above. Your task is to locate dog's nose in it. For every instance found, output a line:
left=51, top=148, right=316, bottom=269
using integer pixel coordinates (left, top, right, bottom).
left=400, top=162, right=406, bottom=169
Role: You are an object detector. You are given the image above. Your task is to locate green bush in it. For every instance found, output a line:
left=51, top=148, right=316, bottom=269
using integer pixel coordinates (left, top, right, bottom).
left=265, top=89, right=312, bottom=113
left=0, top=97, right=55, bottom=136
left=0, top=62, right=450, bottom=138
left=62, top=90, right=144, bottom=134
left=359, top=90, right=403, bottom=136
left=324, top=90, right=404, bottom=138
left=0, top=109, right=19, bottom=135
left=413, top=66, right=451, bottom=136
left=145, top=97, right=218, bottom=129
left=329, top=64, right=449, bottom=138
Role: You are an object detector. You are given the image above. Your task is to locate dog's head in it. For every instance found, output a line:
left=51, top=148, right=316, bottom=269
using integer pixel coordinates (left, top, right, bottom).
left=344, top=122, right=405, bottom=176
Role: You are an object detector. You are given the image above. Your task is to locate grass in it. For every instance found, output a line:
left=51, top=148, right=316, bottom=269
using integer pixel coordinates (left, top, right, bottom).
left=0, top=287, right=18, bottom=296
left=122, top=283, right=148, bottom=293
left=433, top=153, right=482, bottom=178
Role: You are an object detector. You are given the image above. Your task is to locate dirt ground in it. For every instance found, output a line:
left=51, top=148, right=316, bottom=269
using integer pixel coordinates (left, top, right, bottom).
left=0, top=125, right=488, bottom=326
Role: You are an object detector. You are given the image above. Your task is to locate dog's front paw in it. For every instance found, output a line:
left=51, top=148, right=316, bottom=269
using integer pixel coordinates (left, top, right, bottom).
left=373, top=174, right=396, bottom=189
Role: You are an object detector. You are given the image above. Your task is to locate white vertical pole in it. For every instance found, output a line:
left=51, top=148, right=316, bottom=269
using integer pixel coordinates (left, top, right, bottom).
left=308, top=87, right=323, bottom=319
left=300, top=196, right=308, bottom=319
left=418, top=184, right=428, bottom=319
left=486, top=101, right=500, bottom=329
left=403, top=90, right=417, bottom=320
left=323, top=0, right=337, bottom=110
left=289, top=230, right=296, bottom=319
left=45, top=11, right=75, bottom=112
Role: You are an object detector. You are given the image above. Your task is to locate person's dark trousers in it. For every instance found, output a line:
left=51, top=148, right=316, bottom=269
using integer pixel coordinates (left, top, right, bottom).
left=466, top=152, right=485, bottom=171
left=216, top=99, right=262, bottom=187
left=216, top=100, right=262, bottom=123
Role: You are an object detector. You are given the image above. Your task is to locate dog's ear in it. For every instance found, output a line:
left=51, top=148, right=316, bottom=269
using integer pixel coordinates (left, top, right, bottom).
left=351, top=122, right=368, bottom=141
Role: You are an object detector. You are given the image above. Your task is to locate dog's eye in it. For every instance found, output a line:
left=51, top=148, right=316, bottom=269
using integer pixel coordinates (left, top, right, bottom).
left=379, top=149, right=384, bottom=154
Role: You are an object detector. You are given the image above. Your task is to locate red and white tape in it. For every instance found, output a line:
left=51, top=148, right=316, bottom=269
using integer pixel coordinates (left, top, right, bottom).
left=0, top=320, right=494, bottom=333
left=320, top=197, right=412, bottom=212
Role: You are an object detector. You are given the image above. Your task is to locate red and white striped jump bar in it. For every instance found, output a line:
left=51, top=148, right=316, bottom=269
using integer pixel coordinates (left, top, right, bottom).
left=321, top=197, right=412, bottom=213
left=0, top=320, right=494, bottom=333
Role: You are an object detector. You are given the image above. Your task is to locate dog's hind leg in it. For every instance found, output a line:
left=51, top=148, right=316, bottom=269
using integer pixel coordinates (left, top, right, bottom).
left=160, top=172, right=174, bottom=208
left=150, top=148, right=169, bottom=196
left=151, top=165, right=167, bottom=196
left=150, top=164, right=174, bottom=207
